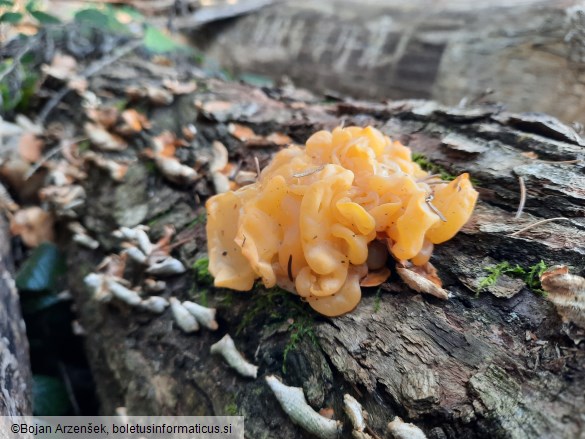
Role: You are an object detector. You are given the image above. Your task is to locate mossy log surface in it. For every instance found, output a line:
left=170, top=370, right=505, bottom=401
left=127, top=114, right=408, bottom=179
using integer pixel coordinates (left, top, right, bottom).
left=66, top=56, right=585, bottom=439
left=0, top=215, right=32, bottom=417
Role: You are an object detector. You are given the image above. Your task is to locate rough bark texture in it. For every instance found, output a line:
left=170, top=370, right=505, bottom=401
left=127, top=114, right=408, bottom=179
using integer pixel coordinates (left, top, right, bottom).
left=64, top=57, right=585, bottom=439
left=0, top=215, right=32, bottom=417
left=194, top=0, right=585, bottom=125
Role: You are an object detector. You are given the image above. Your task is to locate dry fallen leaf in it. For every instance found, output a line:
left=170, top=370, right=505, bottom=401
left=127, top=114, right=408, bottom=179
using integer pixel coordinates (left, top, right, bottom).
left=87, top=107, right=120, bottom=129
left=85, top=122, right=127, bottom=151
left=228, top=123, right=292, bottom=148
left=163, top=79, right=197, bottom=95
left=10, top=206, right=55, bottom=247
left=228, top=123, right=257, bottom=142
left=146, top=132, right=198, bottom=184
left=84, top=152, right=128, bottom=182
left=396, top=262, right=449, bottom=300
left=196, top=100, right=234, bottom=120
left=18, top=133, right=44, bottom=163
left=265, top=132, right=293, bottom=146
left=97, top=253, right=128, bottom=279
left=42, top=53, right=78, bottom=81
left=117, top=109, right=150, bottom=135
left=146, top=85, right=173, bottom=106
left=541, top=265, right=585, bottom=329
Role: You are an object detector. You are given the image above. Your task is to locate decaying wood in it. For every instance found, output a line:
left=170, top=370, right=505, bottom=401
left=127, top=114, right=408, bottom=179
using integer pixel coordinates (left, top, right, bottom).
left=0, top=215, right=32, bottom=416
left=61, top=56, right=585, bottom=439
left=194, top=0, right=585, bottom=125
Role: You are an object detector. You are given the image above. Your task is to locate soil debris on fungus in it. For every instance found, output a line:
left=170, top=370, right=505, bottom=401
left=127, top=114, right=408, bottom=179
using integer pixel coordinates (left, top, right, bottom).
left=205, top=126, right=478, bottom=315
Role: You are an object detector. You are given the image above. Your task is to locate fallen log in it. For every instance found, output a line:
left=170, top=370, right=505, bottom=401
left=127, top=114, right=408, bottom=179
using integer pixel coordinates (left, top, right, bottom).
left=193, top=0, right=585, bottom=125
left=62, top=56, right=585, bottom=439
left=0, top=215, right=32, bottom=417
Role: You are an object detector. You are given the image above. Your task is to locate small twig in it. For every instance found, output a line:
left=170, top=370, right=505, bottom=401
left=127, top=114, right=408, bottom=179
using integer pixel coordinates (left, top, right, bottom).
left=36, top=39, right=142, bottom=126
left=365, top=425, right=382, bottom=439
left=24, top=136, right=88, bottom=180
left=254, top=156, right=261, bottom=178
left=509, top=217, right=570, bottom=236
left=417, top=173, right=442, bottom=183
left=426, top=180, right=448, bottom=185
left=166, top=235, right=196, bottom=251
left=425, top=194, right=447, bottom=222
left=293, top=165, right=324, bottom=178
left=0, top=36, right=38, bottom=84
left=514, top=176, right=526, bottom=219
left=539, top=159, right=581, bottom=164
left=57, top=361, right=81, bottom=416
left=24, top=144, right=61, bottom=180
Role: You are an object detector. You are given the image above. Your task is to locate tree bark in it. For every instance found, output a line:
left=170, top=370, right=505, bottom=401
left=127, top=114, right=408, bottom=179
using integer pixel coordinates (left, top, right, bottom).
left=0, top=215, right=32, bottom=417
left=64, top=56, right=585, bottom=439
left=193, top=0, right=585, bottom=125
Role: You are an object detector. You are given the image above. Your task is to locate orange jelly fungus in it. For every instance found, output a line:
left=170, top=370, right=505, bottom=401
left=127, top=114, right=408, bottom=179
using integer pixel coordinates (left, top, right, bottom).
left=205, top=126, right=478, bottom=316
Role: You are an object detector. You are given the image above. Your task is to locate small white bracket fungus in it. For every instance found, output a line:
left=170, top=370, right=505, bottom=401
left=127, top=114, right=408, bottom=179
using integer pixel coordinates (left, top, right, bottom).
left=154, top=155, right=199, bottom=183
left=113, top=226, right=138, bottom=241
left=145, top=257, right=186, bottom=275
left=144, top=278, right=166, bottom=292
left=84, top=273, right=142, bottom=306
left=182, top=301, right=218, bottom=330
left=124, top=246, right=148, bottom=264
left=140, top=296, right=169, bottom=314
left=107, top=279, right=143, bottom=306
left=72, top=232, right=99, bottom=249
left=387, top=416, right=427, bottom=439
left=265, top=375, right=342, bottom=439
left=68, top=222, right=99, bottom=249
left=115, top=226, right=186, bottom=276
left=210, top=334, right=258, bottom=378
left=84, top=273, right=112, bottom=302
left=134, top=228, right=154, bottom=255
left=343, top=394, right=366, bottom=432
left=169, top=297, right=199, bottom=333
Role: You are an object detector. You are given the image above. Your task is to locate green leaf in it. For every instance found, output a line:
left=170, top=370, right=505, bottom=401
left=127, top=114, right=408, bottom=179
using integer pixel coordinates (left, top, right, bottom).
left=29, top=10, right=60, bottom=24
left=32, top=375, right=71, bottom=416
left=0, top=1, right=15, bottom=7
left=238, top=73, right=274, bottom=88
left=0, top=11, right=23, bottom=24
left=115, top=5, right=144, bottom=21
left=24, top=0, right=37, bottom=12
left=16, top=243, right=66, bottom=293
left=143, top=25, right=183, bottom=53
left=74, top=7, right=129, bottom=33
left=74, top=8, right=108, bottom=27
